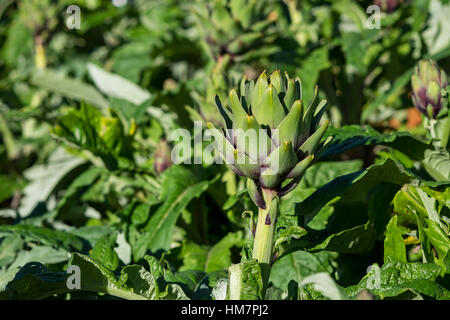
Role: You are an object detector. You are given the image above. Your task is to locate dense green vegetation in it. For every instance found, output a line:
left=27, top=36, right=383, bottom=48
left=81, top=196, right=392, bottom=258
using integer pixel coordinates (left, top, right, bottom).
left=0, top=0, right=449, bottom=300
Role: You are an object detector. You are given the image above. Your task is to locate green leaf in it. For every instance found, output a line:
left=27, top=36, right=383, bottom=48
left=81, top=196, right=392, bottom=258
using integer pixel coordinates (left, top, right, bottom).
left=322, top=125, right=432, bottom=161
left=3, top=262, right=69, bottom=300
left=345, top=261, right=448, bottom=299
left=422, top=149, right=450, bottom=182
left=30, top=69, right=109, bottom=109
left=179, top=232, right=244, bottom=273
left=302, top=160, right=363, bottom=188
left=53, top=103, right=128, bottom=168
left=0, top=236, right=23, bottom=266
left=297, top=46, right=331, bottom=105
left=274, top=226, right=307, bottom=252
left=7, top=246, right=69, bottom=271
left=118, top=265, right=159, bottom=299
left=17, top=148, right=85, bottom=218
left=228, top=259, right=263, bottom=300
left=300, top=273, right=348, bottom=300
left=2, top=253, right=190, bottom=300
left=90, top=233, right=119, bottom=271
left=296, top=159, right=416, bottom=224
left=393, top=185, right=450, bottom=273
left=134, top=166, right=213, bottom=258
left=0, top=225, right=84, bottom=252
left=87, top=63, right=151, bottom=105
left=311, top=223, right=376, bottom=254
left=384, top=216, right=407, bottom=263
left=270, top=251, right=332, bottom=291
left=204, top=232, right=243, bottom=273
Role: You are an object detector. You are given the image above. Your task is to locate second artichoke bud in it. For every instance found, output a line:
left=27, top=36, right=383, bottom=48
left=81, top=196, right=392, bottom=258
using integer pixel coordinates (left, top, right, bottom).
left=154, top=140, right=172, bottom=175
left=208, top=70, right=332, bottom=208
left=374, top=0, right=400, bottom=13
left=411, top=59, right=448, bottom=119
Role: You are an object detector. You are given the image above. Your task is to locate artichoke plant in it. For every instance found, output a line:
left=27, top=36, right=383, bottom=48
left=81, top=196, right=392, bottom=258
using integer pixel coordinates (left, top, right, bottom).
left=207, top=70, right=332, bottom=289
left=191, top=0, right=279, bottom=64
left=411, top=59, right=448, bottom=119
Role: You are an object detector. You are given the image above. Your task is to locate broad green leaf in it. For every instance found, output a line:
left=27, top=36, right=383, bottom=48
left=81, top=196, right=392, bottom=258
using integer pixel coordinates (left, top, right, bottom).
left=134, top=166, right=213, bottom=258
left=118, top=265, right=159, bottom=299
left=422, top=149, right=450, bottom=182
left=297, top=46, right=330, bottom=105
left=90, top=233, right=120, bottom=271
left=17, top=148, right=85, bottom=218
left=163, top=270, right=205, bottom=297
left=7, top=246, right=69, bottom=271
left=310, top=223, right=376, bottom=254
left=204, top=232, right=243, bottom=273
left=228, top=259, right=263, bottom=300
left=2, top=253, right=190, bottom=300
left=345, top=261, right=449, bottom=300
left=0, top=225, right=84, bottom=252
left=274, top=226, right=307, bottom=253
left=300, top=273, right=348, bottom=300
left=302, top=160, right=363, bottom=188
left=0, top=236, right=23, bottom=266
left=322, top=125, right=431, bottom=161
left=393, top=185, right=450, bottom=273
left=296, top=159, right=416, bottom=224
left=270, top=251, right=332, bottom=291
left=53, top=103, right=129, bottom=169
left=30, top=69, right=109, bottom=109
left=384, top=216, right=407, bottom=263
left=87, top=63, right=151, bottom=105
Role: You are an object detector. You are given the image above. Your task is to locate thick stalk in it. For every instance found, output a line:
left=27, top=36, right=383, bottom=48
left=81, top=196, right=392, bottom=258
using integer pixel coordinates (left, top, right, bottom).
left=252, top=188, right=278, bottom=296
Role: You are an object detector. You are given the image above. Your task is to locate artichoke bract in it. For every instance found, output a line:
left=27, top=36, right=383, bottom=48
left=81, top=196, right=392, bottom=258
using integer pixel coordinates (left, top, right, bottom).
left=208, top=70, right=331, bottom=208
left=411, top=59, right=448, bottom=119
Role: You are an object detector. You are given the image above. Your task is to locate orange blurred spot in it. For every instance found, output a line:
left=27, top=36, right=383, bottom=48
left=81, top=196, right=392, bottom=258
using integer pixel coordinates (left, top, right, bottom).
left=407, top=107, right=422, bottom=129
left=389, top=117, right=400, bottom=130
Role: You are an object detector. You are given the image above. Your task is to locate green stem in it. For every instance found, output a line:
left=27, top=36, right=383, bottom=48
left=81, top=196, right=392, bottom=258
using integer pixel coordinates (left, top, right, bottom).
left=439, top=115, right=450, bottom=149
left=252, top=188, right=278, bottom=297
left=429, top=118, right=438, bottom=140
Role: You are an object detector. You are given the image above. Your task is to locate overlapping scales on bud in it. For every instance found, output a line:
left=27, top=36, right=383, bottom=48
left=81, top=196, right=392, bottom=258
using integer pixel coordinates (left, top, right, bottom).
left=207, top=70, right=332, bottom=208
left=192, top=0, right=279, bottom=63
left=411, top=59, right=448, bottom=119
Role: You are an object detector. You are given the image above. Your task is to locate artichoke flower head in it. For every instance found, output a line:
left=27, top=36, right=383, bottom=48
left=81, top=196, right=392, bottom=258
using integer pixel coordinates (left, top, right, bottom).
left=208, top=70, right=332, bottom=208
left=411, top=59, right=448, bottom=119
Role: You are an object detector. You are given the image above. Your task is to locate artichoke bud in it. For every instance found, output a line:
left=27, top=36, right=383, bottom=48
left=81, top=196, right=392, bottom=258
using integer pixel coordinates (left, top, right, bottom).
left=209, top=70, right=331, bottom=207
left=411, top=59, right=448, bottom=119
left=154, top=140, right=173, bottom=175
left=374, top=0, right=400, bottom=13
